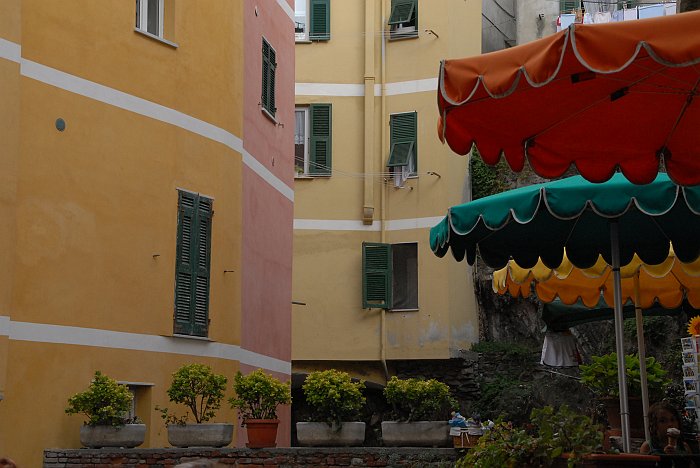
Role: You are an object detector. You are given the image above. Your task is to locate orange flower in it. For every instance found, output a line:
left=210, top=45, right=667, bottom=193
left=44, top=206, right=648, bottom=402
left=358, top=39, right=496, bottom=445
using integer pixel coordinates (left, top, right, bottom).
left=688, top=316, right=700, bottom=336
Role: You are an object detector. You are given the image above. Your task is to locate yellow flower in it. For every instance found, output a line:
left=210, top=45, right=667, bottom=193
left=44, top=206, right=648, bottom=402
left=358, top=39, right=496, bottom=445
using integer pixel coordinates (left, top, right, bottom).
left=688, top=316, right=700, bottom=336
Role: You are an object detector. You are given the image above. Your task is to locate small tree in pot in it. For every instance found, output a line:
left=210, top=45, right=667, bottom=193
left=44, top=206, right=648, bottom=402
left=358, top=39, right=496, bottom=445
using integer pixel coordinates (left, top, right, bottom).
left=381, top=376, right=458, bottom=447
left=65, top=370, right=145, bottom=448
left=159, top=363, right=231, bottom=448
left=229, top=368, right=291, bottom=448
left=297, top=369, right=367, bottom=446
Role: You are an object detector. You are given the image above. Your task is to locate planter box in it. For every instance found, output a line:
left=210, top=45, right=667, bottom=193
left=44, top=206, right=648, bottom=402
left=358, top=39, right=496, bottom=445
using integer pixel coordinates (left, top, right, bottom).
left=79, top=424, right=146, bottom=448
left=296, top=422, right=366, bottom=447
left=167, top=423, right=233, bottom=448
left=381, top=421, right=450, bottom=447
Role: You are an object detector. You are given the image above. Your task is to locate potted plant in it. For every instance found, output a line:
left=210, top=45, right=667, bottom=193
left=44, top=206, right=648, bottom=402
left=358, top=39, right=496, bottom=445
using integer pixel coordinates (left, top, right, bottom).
left=65, top=370, right=146, bottom=448
left=381, top=376, right=458, bottom=447
left=580, top=353, right=669, bottom=437
left=458, top=405, right=611, bottom=468
left=229, top=368, right=291, bottom=448
left=296, top=369, right=366, bottom=446
left=158, top=363, right=232, bottom=448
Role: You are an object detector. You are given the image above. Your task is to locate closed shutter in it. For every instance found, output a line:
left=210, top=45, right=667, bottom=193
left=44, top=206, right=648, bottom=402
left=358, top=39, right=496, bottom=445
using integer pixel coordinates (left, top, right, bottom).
left=388, top=0, right=416, bottom=25
left=362, top=242, right=392, bottom=309
left=174, top=191, right=212, bottom=336
left=262, top=39, right=276, bottom=116
left=560, top=0, right=578, bottom=12
left=387, top=112, right=417, bottom=167
left=309, top=104, right=332, bottom=176
left=309, top=0, right=330, bottom=41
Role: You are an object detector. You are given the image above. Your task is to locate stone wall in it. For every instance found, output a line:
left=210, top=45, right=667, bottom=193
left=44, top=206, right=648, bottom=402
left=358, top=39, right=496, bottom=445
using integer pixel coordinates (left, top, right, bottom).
left=43, top=448, right=459, bottom=468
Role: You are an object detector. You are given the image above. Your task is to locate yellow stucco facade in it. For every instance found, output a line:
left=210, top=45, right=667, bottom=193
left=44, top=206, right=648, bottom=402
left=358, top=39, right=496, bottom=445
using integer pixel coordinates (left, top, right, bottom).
left=293, top=0, right=481, bottom=381
left=0, top=1, right=294, bottom=465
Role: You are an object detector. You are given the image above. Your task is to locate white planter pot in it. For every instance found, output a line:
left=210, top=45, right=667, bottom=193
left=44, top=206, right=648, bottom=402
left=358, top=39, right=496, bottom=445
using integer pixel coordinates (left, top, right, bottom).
left=79, top=424, right=146, bottom=448
left=167, top=423, right=234, bottom=448
left=381, top=421, right=450, bottom=447
left=296, top=422, right=365, bottom=447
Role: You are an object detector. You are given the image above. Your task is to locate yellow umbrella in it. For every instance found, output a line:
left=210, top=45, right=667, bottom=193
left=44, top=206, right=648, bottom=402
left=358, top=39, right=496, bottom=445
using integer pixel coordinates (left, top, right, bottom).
left=492, top=249, right=700, bottom=442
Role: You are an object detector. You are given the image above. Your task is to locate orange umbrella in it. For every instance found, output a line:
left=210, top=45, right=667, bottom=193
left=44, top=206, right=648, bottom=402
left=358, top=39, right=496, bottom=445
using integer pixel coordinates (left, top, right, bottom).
left=492, top=250, right=700, bottom=441
left=437, top=11, right=700, bottom=185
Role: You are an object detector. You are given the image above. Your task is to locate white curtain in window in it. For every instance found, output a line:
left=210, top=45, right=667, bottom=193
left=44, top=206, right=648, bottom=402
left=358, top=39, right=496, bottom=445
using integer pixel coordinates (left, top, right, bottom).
left=294, top=111, right=305, bottom=145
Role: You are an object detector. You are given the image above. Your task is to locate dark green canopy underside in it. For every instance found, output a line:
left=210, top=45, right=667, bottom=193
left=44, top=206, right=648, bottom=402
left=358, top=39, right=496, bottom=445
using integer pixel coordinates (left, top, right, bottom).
left=430, top=173, right=700, bottom=269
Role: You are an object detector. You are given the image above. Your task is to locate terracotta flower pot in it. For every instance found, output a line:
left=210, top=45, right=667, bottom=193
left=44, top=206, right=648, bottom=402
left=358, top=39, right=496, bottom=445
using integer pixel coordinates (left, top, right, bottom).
left=244, top=419, right=279, bottom=448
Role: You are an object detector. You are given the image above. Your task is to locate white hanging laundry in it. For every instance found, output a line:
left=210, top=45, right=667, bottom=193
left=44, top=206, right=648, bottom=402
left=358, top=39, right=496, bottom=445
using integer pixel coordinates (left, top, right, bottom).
left=541, top=330, right=582, bottom=368
left=638, top=4, right=665, bottom=19
left=623, top=7, right=638, bottom=21
left=583, top=12, right=593, bottom=24
left=593, top=11, right=611, bottom=23
left=665, top=3, right=677, bottom=15
left=612, top=10, right=624, bottom=22
left=559, top=13, right=576, bottom=30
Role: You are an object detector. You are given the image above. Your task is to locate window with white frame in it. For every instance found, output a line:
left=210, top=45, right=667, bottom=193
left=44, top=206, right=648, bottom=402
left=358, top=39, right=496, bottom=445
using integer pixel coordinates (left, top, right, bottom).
left=295, top=104, right=332, bottom=177
left=295, top=0, right=330, bottom=41
left=136, top=0, right=164, bottom=37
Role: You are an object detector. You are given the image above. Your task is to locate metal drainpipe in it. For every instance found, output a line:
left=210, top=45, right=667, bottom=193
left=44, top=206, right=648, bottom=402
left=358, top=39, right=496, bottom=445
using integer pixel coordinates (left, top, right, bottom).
left=380, top=0, right=390, bottom=382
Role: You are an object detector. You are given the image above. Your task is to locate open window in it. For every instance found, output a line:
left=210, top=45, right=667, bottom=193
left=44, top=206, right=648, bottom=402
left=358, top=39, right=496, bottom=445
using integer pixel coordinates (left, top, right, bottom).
left=388, top=0, right=418, bottom=39
left=136, top=0, right=164, bottom=37
left=362, top=242, right=418, bottom=311
left=295, top=0, right=330, bottom=41
left=295, top=104, right=332, bottom=177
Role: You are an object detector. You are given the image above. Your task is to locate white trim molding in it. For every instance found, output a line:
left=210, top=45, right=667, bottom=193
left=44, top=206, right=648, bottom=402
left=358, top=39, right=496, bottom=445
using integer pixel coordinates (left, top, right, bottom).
left=0, top=39, right=293, bottom=203
left=5, top=319, right=290, bottom=375
left=276, top=0, right=295, bottom=22
left=294, top=216, right=443, bottom=232
left=295, top=78, right=438, bottom=97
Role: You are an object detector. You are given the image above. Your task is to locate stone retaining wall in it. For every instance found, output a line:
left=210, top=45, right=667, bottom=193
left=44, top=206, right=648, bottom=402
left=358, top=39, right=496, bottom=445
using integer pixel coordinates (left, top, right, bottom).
left=43, top=447, right=460, bottom=467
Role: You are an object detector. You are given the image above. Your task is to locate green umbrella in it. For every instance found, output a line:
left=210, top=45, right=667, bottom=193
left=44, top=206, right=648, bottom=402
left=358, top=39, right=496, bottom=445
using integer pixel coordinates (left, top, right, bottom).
left=430, top=172, right=700, bottom=451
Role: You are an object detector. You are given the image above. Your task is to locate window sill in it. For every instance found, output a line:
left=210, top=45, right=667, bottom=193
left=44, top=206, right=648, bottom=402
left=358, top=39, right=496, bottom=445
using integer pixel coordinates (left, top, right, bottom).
left=388, top=32, right=419, bottom=41
left=168, top=333, right=214, bottom=342
left=134, top=28, right=179, bottom=48
left=296, top=39, right=312, bottom=44
left=295, top=174, right=331, bottom=179
left=261, top=107, right=278, bottom=124
left=390, top=308, right=419, bottom=312
left=117, top=381, right=155, bottom=387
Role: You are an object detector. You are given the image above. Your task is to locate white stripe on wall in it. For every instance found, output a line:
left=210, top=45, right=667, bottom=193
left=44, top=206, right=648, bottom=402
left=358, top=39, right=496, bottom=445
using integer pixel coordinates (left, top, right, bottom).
left=3, top=318, right=290, bottom=374
left=0, top=38, right=21, bottom=63
left=276, top=0, right=295, bottom=22
left=295, top=78, right=438, bottom=97
left=0, top=40, right=293, bottom=202
left=293, top=216, right=443, bottom=231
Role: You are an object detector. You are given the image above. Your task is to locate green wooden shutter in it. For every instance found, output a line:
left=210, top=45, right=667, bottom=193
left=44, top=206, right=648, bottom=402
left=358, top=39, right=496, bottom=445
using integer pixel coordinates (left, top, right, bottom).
left=387, top=112, right=417, bottom=167
left=261, top=39, right=276, bottom=116
left=362, top=242, right=392, bottom=309
left=389, top=0, right=416, bottom=25
left=560, top=0, right=578, bottom=12
left=174, top=191, right=212, bottom=336
left=309, top=0, right=330, bottom=41
left=309, top=104, right=332, bottom=176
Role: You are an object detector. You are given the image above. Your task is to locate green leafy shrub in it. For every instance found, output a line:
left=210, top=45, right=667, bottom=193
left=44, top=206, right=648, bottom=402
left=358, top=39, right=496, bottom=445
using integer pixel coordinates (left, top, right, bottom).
left=580, top=353, right=669, bottom=400
left=458, top=405, right=602, bottom=468
left=384, top=376, right=457, bottom=422
left=229, top=368, right=291, bottom=422
left=302, top=369, right=366, bottom=427
left=65, top=371, right=134, bottom=426
left=159, top=363, right=227, bottom=424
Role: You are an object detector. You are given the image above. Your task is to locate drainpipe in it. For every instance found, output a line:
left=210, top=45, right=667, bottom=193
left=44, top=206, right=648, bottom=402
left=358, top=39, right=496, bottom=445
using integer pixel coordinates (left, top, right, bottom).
left=363, top=0, right=376, bottom=225
left=380, top=0, right=390, bottom=382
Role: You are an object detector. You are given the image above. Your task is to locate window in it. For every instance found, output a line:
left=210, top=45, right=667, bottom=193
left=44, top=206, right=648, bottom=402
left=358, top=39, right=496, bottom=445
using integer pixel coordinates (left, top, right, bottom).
left=174, top=190, right=212, bottom=337
left=362, top=242, right=418, bottom=310
left=295, top=0, right=330, bottom=41
left=387, top=111, right=417, bottom=186
left=295, top=104, right=332, bottom=176
left=388, top=0, right=418, bottom=39
left=136, top=0, right=163, bottom=37
left=262, top=39, right=277, bottom=118
left=118, top=382, right=154, bottom=422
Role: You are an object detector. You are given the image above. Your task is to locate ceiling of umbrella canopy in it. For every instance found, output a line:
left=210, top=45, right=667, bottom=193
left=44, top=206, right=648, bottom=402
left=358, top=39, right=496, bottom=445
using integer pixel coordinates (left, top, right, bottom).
left=429, top=173, right=700, bottom=269
left=493, top=251, right=700, bottom=309
left=437, top=10, right=700, bottom=186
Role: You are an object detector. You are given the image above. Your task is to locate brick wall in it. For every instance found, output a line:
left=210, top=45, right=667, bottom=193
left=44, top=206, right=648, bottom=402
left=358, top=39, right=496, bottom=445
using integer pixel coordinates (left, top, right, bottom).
left=43, top=448, right=460, bottom=467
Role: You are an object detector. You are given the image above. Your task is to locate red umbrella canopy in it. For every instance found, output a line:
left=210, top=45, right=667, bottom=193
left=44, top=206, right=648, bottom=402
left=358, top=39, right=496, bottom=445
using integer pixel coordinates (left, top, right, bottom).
left=438, top=10, right=700, bottom=185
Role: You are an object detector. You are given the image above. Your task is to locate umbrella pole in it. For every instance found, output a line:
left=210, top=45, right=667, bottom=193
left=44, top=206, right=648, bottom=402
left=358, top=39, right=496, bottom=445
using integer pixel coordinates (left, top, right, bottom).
left=611, top=221, right=631, bottom=452
left=634, top=272, right=651, bottom=443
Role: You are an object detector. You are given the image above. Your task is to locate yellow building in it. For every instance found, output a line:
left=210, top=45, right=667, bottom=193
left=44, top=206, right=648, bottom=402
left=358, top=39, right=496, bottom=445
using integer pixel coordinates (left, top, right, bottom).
left=293, top=0, right=480, bottom=384
left=0, top=1, right=294, bottom=465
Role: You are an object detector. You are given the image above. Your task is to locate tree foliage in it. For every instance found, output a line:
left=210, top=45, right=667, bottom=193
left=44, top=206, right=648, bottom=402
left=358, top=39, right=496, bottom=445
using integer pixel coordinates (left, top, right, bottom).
left=302, top=369, right=366, bottom=427
left=65, top=370, right=134, bottom=426
left=164, top=363, right=227, bottom=424
left=384, top=376, right=457, bottom=422
left=229, top=368, right=291, bottom=422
